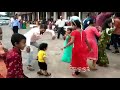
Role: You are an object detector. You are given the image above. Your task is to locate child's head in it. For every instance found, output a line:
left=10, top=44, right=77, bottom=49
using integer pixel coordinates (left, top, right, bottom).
left=11, top=33, right=26, bottom=50
left=39, top=43, right=48, bottom=51
left=66, top=28, right=73, bottom=34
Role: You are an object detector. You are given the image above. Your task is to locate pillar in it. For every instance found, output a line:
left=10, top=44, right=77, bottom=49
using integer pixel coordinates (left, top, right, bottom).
left=64, top=12, right=67, bottom=19
left=79, top=12, right=82, bottom=20
left=27, top=14, right=30, bottom=21
left=46, top=12, right=48, bottom=21
left=53, top=12, right=57, bottom=21
left=32, top=13, right=35, bottom=21
left=38, top=12, right=40, bottom=21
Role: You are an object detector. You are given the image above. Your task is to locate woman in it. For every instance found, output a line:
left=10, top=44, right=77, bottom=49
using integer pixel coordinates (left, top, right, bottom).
left=84, top=19, right=101, bottom=70
left=61, top=20, right=91, bottom=76
left=96, top=18, right=115, bottom=66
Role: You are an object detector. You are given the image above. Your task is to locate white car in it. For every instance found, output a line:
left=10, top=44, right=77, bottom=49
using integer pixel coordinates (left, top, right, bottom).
left=0, top=17, right=10, bottom=25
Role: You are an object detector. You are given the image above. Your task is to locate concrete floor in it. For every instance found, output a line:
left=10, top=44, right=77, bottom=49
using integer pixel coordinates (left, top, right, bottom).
left=1, top=25, right=120, bottom=78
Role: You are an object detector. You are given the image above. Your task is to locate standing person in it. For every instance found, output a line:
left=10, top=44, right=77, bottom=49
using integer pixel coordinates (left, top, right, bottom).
left=11, top=15, right=20, bottom=34
left=24, top=24, right=56, bottom=71
left=111, top=13, right=120, bottom=53
left=84, top=19, right=101, bottom=70
left=96, top=18, right=115, bottom=66
left=55, top=16, right=66, bottom=39
left=61, top=20, right=91, bottom=76
left=37, top=43, right=51, bottom=76
left=83, top=13, right=94, bottom=30
left=5, top=33, right=28, bottom=78
left=61, top=28, right=73, bottom=63
left=0, top=42, right=8, bottom=78
left=96, top=12, right=113, bottom=28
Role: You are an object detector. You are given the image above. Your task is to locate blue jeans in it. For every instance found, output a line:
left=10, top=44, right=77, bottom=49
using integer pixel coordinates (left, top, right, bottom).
left=26, top=42, right=39, bottom=66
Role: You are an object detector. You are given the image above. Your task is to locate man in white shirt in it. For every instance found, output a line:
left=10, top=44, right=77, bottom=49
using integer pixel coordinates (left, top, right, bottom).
left=24, top=24, right=56, bottom=71
left=55, top=16, right=66, bottom=39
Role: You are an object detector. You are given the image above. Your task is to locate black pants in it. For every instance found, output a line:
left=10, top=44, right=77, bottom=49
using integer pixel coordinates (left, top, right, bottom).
left=111, top=34, right=120, bottom=50
left=57, top=27, right=65, bottom=39
left=38, top=62, right=47, bottom=70
left=13, top=26, right=18, bottom=33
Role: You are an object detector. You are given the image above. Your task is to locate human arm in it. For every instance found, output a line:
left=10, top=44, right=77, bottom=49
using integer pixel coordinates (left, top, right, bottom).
left=93, top=27, right=101, bottom=37
left=45, top=29, right=56, bottom=40
left=61, top=31, right=74, bottom=50
left=17, top=21, right=20, bottom=29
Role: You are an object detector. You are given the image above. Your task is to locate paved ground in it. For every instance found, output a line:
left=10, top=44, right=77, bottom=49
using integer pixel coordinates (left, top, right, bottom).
left=1, top=25, right=120, bottom=78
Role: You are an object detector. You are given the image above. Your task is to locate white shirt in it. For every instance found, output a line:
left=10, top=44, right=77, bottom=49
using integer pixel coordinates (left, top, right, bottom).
left=70, top=16, right=81, bottom=22
left=24, top=27, right=55, bottom=46
left=55, top=19, right=65, bottom=28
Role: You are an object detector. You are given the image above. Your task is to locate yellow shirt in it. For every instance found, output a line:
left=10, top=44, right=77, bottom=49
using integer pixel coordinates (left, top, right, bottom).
left=37, top=50, right=46, bottom=62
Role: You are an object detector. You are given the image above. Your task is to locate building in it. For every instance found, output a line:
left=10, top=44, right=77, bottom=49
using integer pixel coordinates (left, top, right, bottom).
left=15, top=12, right=98, bottom=21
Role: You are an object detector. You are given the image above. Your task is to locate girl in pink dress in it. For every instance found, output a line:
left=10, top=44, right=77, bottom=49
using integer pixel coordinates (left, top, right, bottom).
left=84, top=19, right=101, bottom=70
left=61, top=20, right=92, bottom=76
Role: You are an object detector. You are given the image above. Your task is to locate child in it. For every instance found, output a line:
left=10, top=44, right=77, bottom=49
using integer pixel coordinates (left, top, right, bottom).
left=0, top=42, right=8, bottom=78
left=5, top=33, right=28, bottom=78
left=61, top=28, right=73, bottom=63
left=37, top=43, right=51, bottom=76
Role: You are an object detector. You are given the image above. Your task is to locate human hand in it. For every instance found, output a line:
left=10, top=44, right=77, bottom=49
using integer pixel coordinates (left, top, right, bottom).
left=61, top=48, right=64, bottom=50
left=26, top=46, right=30, bottom=53
left=52, top=36, right=56, bottom=40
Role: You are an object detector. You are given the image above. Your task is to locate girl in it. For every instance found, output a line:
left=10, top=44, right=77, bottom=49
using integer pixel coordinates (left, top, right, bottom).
left=61, top=28, right=73, bottom=63
left=96, top=18, right=115, bottom=66
left=84, top=19, right=101, bottom=70
left=37, top=43, right=51, bottom=76
left=62, top=20, right=92, bottom=76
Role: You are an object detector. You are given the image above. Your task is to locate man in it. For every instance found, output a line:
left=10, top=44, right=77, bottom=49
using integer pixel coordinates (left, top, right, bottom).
left=70, top=13, right=81, bottom=22
left=11, top=15, right=20, bottom=34
left=111, top=12, right=120, bottom=53
left=55, top=16, right=66, bottom=39
left=24, top=24, right=56, bottom=71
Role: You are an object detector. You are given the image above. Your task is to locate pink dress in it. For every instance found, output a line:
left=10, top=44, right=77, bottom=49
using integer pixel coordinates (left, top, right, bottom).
left=84, top=26, right=101, bottom=61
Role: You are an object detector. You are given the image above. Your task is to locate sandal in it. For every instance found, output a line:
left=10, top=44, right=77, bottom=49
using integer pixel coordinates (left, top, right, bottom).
left=27, top=66, right=35, bottom=71
left=43, top=72, right=51, bottom=76
left=37, top=71, right=43, bottom=75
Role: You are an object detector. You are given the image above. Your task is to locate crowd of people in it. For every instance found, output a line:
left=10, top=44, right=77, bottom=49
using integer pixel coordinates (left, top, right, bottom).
left=0, top=12, right=120, bottom=78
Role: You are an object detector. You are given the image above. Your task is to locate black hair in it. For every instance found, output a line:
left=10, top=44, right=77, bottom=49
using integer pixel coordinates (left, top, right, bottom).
left=39, top=43, right=48, bottom=50
left=88, top=19, right=94, bottom=25
left=72, top=20, right=81, bottom=28
left=40, top=24, right=47, bottom=29
left=87, top=12, right=91, bottom=17
left=102, top=18, right=112, bottom=30
left=67, top=28, right=73, bottom=32
left=11, top=33, right=26, bottom=46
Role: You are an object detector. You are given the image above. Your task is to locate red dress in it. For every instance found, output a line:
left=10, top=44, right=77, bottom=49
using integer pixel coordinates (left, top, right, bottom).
left=5, top=47, right=25, bottom=78
left=70, top=30, right=90, bottom=72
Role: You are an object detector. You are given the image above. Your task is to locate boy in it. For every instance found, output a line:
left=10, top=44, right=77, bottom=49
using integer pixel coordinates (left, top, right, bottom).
left=5, top=33, right=28, bottom=78
left=37, top=43, right=51, bottom=76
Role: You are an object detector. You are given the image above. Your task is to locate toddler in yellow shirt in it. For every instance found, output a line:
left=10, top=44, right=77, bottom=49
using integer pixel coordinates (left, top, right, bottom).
left=37, top=43, right=51, bottom=76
